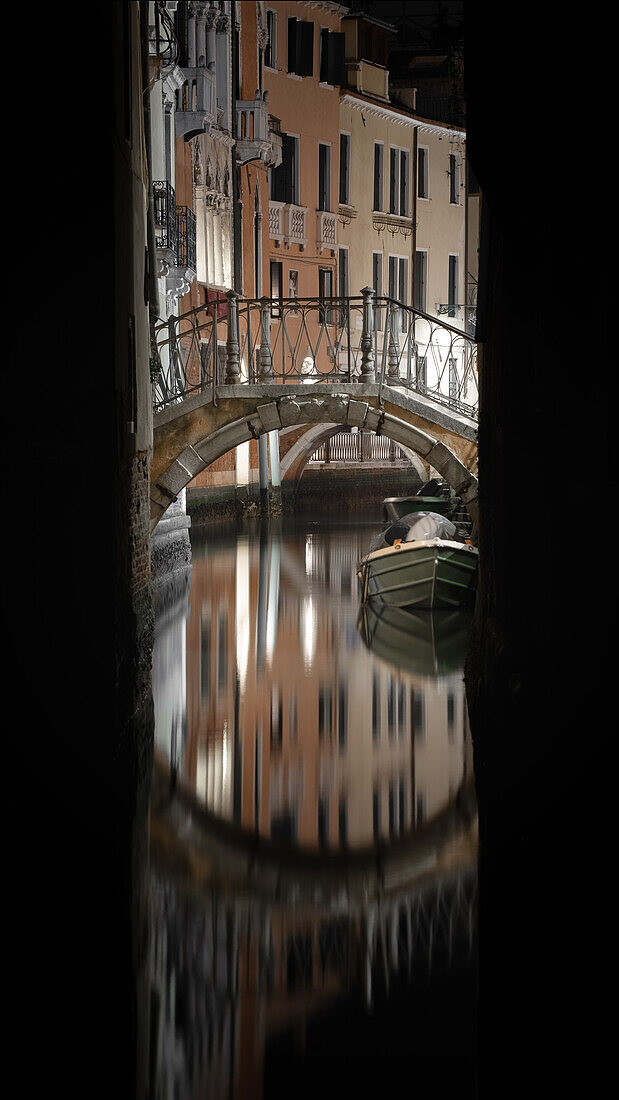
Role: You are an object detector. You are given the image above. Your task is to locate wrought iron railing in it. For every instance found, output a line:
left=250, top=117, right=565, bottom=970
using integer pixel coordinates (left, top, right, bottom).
left=310, top=431, right=406, bottom=464
left=153, top=180, right=177, bottom=253
left=175, top=205, right=196, bottom=272
left=151, top=288, right=478, bottom=421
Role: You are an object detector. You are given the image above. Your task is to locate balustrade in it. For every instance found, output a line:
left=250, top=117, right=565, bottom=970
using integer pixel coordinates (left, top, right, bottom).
left=151, top=288, right=478, bottom=422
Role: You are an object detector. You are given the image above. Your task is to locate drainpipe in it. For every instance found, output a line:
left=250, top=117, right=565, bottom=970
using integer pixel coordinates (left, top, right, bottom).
left=140, top=1, right=161, bottom=344
left=231, top=6, right=243, bottom=292
left=412, top=125, right=418, bottom=310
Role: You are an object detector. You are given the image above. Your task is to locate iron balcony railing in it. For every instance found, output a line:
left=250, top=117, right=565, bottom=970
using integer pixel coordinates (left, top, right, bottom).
left=151, top=288, right=478, bottom=421
left=175, top=205, right=196, bottom=272
left=153, top=180, right=177, bottom=253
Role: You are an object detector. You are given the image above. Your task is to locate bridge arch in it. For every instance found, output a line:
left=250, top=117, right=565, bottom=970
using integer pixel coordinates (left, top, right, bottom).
left=279, top=421, right=430, bottom=484
left=150, top=391, right=478, bottom=531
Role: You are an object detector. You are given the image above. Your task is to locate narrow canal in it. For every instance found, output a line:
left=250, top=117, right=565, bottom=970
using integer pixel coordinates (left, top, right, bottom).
left=150, top=513, right=478, bottom=1098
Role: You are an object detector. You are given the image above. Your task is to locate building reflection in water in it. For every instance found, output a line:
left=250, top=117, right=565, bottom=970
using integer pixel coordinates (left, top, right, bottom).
left=151, top=518, right=478, bottom=1099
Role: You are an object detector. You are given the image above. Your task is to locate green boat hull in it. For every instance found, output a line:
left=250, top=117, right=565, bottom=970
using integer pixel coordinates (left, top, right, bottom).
left=359, top=539, right=478, bottom=611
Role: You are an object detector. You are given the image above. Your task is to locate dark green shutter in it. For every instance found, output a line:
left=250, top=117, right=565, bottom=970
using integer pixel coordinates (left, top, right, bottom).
left=327, top=31, right=346, bottom=85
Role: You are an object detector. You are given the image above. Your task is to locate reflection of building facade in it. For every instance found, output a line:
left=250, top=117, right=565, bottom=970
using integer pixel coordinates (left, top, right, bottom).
left=173, top=525, right=471, bottom=850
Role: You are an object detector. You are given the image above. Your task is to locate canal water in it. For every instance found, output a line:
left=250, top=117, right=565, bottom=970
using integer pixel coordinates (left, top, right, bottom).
left=151, top=513, right=478, bottom=1098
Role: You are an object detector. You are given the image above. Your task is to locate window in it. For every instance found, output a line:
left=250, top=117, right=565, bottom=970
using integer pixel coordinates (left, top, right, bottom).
left=270, top=133, right=300, bottom=205
left=413, top=250, right=427, bottom=313
left=418, top=145, right=429, bottom=198
left=265, top=9, right=277, bottom=69
left=417, top=355, right=427, bottom=390
left=449, top=152, right=460, bottom=204
left=373, top=142, right=384, bottom=211
left=318, top=142, right=331, bottom=211
left=448, top=254, right=458, bottom=317
left=270, top=259, right=282, bottom=317
left=389, top=147, right=410, bottom=216
left=318, top=267, right=334, bottom=322
left=373, top=251, right=383, bottom=327
left=338, top=247, right=349, bottom=299
left=359, top=22, right=387, bottom=66
left=388, top=254, right=409, bottom=331
left=449, top=356, right=458, bottom=400
left=339, top=132, right=350, bottom=205
left=319, top=27, right=346, bottom=84
left=288, top=17, right=314, bottom=76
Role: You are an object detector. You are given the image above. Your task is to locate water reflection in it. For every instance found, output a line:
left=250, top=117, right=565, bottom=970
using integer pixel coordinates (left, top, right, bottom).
left=154, top=519, right=474, bottom=851
left=150, top=516, right=478, bottom=1099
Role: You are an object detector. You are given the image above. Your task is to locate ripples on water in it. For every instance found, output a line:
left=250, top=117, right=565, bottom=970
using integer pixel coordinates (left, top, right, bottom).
left=150, top=514, right=478, bottom=1098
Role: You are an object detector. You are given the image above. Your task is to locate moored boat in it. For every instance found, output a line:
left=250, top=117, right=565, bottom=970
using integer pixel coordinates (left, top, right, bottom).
left=358, top=511, right=478, bottom=611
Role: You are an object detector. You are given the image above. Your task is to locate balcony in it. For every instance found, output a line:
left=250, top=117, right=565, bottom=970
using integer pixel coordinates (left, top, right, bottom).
left=235, top=94, right=282, bottom=168
left=153, top=181, right=177, bottom=274
left=269, top=202, right=308, bottom=250
left=166, top=206, right=197, bottom=300
left=175, top=64, right=217, bottom=140
left=316, top=210, right=337, bottom=254
left=345, top=59, right=389, bottom=102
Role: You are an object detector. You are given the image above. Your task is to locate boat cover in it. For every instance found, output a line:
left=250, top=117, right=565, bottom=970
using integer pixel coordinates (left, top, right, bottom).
left=368, top=511, right=457, bottom=553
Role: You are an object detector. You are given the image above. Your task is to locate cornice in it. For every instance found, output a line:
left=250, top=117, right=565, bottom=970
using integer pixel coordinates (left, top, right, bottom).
left=341, top=91, right=466, bottom=141
left=300, top=2, right=350, bottom=15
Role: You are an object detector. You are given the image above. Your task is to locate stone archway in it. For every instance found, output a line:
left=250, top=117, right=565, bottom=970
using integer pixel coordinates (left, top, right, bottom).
left=150, top=392, right=478, bottom=531
left=279, top=421, right=430, bottom=484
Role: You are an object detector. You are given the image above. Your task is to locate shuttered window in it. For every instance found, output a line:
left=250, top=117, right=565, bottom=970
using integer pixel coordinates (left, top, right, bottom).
left=318, top=143, right=330, bottom=211
left=448, top=254, right=458, bottom=317
left=418, top=146, right=429, bottom=198
left=373, top=143, right=383, bottom=210
left=270, top=133, right=299, bottom=205
left=449, top=153, right=460, bottom=204
left=414, top=250, right=427, bottom=313
left=288, top=18, right=314, bottom=76
left=319, top=27, right=346, bottom=84
left=339, top=133, right=350, bottom=205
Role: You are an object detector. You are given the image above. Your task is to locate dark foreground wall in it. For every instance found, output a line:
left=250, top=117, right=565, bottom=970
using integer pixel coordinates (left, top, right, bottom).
left=6, top=8, right=152, bottom=1098
left=465, top=12, right=612, bottom=1098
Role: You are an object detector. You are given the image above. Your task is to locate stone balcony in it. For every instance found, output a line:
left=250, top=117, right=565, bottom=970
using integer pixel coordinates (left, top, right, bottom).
left=317, top=210, right=337, bottom=254
left=235, top=94, right=282, bottom=168
left=269, top=202, right=308, bottom=250
left=175, top=64, right=217, bottom=140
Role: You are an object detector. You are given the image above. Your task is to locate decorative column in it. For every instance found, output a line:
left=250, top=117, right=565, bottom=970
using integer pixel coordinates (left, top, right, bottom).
left=360, top=286, right=376, bottom=382
left=387, top=301, right=400, bottom=381
left=225, top=290, right=240, bottom=382
left=257, top=297, right=274, bottom=380
left=206, top=4, right=217, bottom=68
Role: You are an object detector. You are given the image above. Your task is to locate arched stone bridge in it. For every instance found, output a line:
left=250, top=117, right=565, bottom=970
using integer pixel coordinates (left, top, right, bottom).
left=150, top=382, right=478, bottom=532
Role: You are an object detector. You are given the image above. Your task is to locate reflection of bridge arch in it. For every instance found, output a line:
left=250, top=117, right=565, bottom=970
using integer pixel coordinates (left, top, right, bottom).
left=149, top=753, right=477, bottom=1096
left=151, top=387, right=478, bottom=532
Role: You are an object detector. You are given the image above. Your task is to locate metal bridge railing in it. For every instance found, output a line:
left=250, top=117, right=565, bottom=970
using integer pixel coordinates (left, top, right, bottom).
left=151, top=287, right=478, bottom=420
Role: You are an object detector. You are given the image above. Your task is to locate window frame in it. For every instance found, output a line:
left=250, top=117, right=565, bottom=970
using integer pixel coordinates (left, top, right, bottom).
left=339, top=130, right=351, bottom=206
left=265, top=8, right=277, bottom=70
left=417, top=143, right=429, bottom=200
left=373, top=141, right=384, bottom=212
